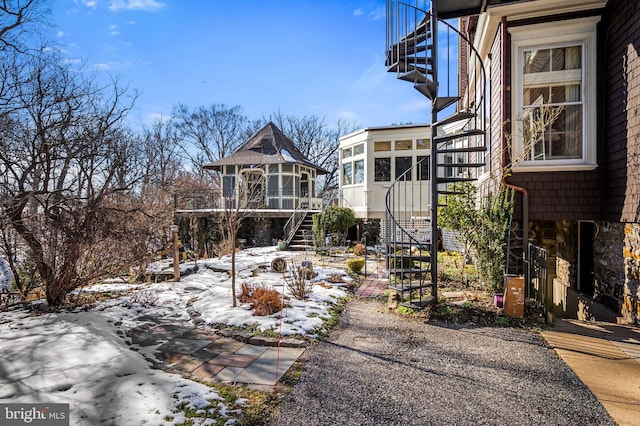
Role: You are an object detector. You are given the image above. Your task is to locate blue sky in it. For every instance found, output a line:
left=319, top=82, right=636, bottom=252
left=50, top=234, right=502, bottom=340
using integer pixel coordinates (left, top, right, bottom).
left=48, top=0, right=430, bottom=130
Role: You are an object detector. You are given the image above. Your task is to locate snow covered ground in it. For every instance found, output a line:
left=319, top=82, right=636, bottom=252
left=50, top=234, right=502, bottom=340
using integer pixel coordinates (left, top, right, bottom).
left=0, top=247, right=350, bottom=425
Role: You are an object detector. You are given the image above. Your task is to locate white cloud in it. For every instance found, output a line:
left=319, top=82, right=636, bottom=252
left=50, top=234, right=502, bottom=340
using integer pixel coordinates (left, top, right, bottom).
left=56, top=31, right=67, bottom=38
left=109, top=23, right=119, bottom=35
left=353, top=8, right=364, bottom=17
left=92, top=60, right=132, bottom=71
left=127, top=20, right=136, bottom=24
left=368, top=6, right=385, bottom=21
left=84, top=0, right=97, bottom=9
left=109, top=0, right=166, bottom=12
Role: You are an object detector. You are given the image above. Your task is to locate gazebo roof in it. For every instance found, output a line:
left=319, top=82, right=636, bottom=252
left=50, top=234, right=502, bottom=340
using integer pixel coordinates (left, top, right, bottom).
left=204, top=122, right=328, bottom=174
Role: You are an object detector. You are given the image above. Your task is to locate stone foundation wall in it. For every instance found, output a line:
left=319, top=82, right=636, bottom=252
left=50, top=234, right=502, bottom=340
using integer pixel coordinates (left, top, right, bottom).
left=592, top=221, right=640, bottom=324
left=622, top=223, right=640, bottom=323
left=555, top=220, right=577, bottom=289
left=593, top=222, right=625, bottom=301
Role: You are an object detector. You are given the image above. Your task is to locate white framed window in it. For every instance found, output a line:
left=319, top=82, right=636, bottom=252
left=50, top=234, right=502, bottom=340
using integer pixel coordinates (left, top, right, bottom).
left=509, top=17, right=599, bottom=172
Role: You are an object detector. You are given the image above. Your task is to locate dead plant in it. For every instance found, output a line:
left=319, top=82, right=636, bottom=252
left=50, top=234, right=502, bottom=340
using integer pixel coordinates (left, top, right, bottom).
left=284, top=260, right=315, bottom=300
left=237, top=282, right=286, bottom=316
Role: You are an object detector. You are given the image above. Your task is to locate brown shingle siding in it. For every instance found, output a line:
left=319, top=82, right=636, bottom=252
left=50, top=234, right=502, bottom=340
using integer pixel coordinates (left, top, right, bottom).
left=604, top=0, right=640, bottom=222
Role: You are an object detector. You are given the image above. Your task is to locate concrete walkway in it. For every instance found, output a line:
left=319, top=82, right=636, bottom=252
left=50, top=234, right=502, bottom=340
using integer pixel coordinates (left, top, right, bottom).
left=541, top=319, right=640, bottom=426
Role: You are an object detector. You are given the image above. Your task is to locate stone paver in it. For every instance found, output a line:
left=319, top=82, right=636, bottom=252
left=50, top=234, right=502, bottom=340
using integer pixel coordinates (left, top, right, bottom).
left=210, top=353, right=258, bottom=368
left=234, top=347, right=305, bottom=385
left=355, top=277, right=387, bottom=298
left=191, top=362, right=225, bottom=379
left=158, top=338, right=210, bottom=355
left=171, top=356, right=203, bottom=373
left=206, top=337, right=244, bottom=354
left=215, top=366, right=245, bottom=383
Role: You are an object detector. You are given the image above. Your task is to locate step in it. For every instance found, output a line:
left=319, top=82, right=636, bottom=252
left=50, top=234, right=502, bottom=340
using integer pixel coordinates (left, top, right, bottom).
left=436, top=162, right=486, bottom=168
left=436, top=145, right=487, bottom=154
left=389, top=283, right=433, bottom=292
left=387, top=33, right=429, bottom=59
left=434, top=96, right=459, bottom=112
left=399, top=297, right=435, bottom=309
left=414, top=82, right=438, bottom=100
left=433, top=110, right=477, bottom=128
left=387, top=254, right=431, bottom=262
left=398, top=69, right=430, bottom=84
left=392, top=43, right=429, bottom=58
left=399, top=30, right=429, bottom=48
left=436, top=177, right=478, bottom=184
left=387, top=241, right=432, bottom=249
left=437, top=190, right=466, bottom=197
left=404, top=56, right=431, bottom=65
left=434, top=128, right=484, bottom=144
left=387, top=62, right=429, bottom=75
left=388, top=268, right=431, bottom=275
left=401, top=18, right=430, bottom=41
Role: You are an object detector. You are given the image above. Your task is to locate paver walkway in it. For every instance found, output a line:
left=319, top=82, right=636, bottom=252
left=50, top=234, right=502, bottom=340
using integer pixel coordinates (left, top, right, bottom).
left=127, top=321, right=305, bottom=386
left=354, top=275, right=387, bottom=298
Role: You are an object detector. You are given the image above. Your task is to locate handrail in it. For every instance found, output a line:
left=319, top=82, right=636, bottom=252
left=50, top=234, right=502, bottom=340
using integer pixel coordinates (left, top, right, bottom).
left=386, top=1, right=486, bottom=128
left=384, top=157, right=431, bottom=248
left=283, top=195, right=311, bottom=244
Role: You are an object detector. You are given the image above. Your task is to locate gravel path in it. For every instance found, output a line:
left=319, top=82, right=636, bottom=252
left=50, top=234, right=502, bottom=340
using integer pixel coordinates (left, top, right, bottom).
left=268, top=298, right=615, bottom=426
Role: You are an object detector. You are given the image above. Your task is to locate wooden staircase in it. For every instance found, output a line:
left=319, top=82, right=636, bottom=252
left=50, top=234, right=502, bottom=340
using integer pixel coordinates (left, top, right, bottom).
left=385, top=0, right=487, bottom=308
left=287, top=214, right=314, bottom=251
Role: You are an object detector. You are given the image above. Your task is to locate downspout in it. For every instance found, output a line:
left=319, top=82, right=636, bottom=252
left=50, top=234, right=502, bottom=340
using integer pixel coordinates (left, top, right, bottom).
left=500, top=16, right=529, bottom=261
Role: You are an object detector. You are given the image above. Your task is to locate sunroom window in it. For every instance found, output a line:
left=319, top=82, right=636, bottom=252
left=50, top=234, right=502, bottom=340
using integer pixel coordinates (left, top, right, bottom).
left=510, top=17, right=599, bottom=171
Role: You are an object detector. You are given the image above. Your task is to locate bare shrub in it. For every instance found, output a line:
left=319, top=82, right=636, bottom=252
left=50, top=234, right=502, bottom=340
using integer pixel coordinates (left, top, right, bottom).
left=326, top=274, right=344, bottom=283
left=212, top=237, right=235, bottom=259
left=284, top=260, right=315, bottom=300
left=130, top=289, right=158, bottom=308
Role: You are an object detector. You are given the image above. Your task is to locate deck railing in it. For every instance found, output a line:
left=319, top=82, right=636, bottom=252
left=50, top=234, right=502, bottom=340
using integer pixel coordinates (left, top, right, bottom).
left=174, top=190, right=322, bottom=211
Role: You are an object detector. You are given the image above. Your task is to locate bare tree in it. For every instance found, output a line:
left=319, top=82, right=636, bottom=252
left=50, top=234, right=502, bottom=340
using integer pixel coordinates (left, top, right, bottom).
left=0, top=0, right=47, bottom=53
left=141, top=117, right=184, bottom=188
left=172, top=103, right=250, bottom=173
left=0, top=48, right=148, bottom=306
left=218, top=170, right=264, bottom=307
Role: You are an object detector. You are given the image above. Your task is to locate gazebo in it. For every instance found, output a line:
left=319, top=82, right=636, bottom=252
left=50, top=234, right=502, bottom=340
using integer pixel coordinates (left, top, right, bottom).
left=204, top=122, right=327, bottom=212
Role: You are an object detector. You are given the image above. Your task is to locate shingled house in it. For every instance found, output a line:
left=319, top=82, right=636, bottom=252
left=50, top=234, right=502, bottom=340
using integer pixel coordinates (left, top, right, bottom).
left=174, top=122, right=327, bottom=249
left=386, top=0, right=639, bottom=323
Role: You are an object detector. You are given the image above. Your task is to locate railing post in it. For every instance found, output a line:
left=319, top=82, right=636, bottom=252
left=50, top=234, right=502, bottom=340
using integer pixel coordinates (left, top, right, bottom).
left=430, top=2, right=439, bottom=302
left=171, top=225, right=180, bottom=282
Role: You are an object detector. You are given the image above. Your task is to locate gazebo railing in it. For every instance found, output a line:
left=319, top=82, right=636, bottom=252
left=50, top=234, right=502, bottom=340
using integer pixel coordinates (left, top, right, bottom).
left=174, top=190, right=322, bottom=211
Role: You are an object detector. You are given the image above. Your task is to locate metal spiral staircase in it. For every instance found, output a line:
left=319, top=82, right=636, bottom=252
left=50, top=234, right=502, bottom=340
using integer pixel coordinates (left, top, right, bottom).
left=385, top=0, right=487, bottom=308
